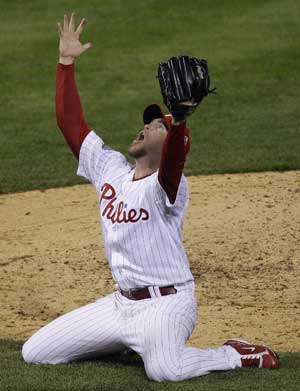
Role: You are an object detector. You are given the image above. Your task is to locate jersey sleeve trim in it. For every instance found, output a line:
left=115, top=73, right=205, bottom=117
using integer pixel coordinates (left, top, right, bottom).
left=77, top=130, right=104, bottom=183
left=155, top=171, right=189, bottom=210
left=77, top=130, right=132, bottom=189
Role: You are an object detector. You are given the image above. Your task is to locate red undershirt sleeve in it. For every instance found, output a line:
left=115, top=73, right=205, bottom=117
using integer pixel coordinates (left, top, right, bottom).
left=55, top=63, right=92, bottom=160
left=158, top=122, right=188, bottom=205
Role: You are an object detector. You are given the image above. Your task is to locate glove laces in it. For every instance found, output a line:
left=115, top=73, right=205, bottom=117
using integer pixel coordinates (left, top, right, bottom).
left=208, top=87, right=217, bottom=94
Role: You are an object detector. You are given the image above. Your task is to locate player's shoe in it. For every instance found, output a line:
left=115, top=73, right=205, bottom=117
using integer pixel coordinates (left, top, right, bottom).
left=224, top=339, right=279, bottom=369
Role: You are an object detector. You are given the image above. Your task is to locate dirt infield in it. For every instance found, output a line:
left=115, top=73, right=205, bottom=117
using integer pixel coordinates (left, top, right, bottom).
left=1, top=171, right=300, bottom=351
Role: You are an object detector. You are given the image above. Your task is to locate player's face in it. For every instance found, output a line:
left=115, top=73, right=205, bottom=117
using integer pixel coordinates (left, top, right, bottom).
left=129, top=118, right=168, bottom=160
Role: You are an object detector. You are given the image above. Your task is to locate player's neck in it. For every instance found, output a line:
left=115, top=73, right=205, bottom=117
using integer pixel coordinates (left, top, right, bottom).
left=134, top=156, right=158, bottom=180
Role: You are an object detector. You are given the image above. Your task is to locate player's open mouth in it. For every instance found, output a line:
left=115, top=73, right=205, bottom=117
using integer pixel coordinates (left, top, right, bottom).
left=133, top=131, right=145, bottom=143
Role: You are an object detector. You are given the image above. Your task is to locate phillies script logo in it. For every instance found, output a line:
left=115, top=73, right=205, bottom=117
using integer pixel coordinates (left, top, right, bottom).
left=99, top=183, right=149, bottom=224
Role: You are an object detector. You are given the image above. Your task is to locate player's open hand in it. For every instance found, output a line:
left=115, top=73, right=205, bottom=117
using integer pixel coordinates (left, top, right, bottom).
left=57, top=13, right=93, bottom=65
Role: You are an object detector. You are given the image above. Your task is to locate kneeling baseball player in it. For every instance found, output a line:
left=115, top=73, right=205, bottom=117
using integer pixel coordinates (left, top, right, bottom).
left=22, top=14, right=279, bottom=381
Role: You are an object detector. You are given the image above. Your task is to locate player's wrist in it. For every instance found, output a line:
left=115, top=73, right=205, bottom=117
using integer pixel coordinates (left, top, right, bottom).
left=59, top=55, right=75, bottom=65
left=171, top=108, right=189, bottom=124
left=172, top=117, right=186, bottom=126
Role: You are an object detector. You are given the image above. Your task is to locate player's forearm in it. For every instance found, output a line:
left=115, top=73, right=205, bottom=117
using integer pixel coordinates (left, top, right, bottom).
left=55, top=63, right=91, bottom=159
left=158, top=122, right=188, bottom=204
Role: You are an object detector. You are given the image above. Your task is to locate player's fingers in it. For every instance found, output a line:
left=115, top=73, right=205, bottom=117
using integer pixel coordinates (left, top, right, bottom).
left=82, top=42, right=93, bottom=53
left=186, top=106, right=196, bottom=116
left=57, top=22, right=63, bottom=36
left=69, top=12, right=75, bottom=32
left=76, top=18, right=87, bottom=35
left=63, top=14, right=68, bottom=31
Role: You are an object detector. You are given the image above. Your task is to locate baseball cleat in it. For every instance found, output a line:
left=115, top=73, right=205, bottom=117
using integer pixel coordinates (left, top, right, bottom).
left=224, top=339, right=279, bottom=369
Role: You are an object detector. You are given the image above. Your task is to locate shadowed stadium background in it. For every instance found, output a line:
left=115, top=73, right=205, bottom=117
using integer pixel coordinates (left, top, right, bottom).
left=0, top=0, right=299, bottom=193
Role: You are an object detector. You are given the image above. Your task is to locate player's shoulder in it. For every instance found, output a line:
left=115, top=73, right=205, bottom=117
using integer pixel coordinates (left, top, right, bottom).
left=153, top=170, right=189, bottom=210
left=154, top=170, right=188, bottom=188
left=180, top=173, right=188, bottom=186
left=80, top=129, right=102, bottom=149
left=78, top=129, right=133, bottom=190
left=82, top=130, right=129, bottom=164
left=176, top=173, right=189, bottom=198
left=152, top=169, right=188, bottom=188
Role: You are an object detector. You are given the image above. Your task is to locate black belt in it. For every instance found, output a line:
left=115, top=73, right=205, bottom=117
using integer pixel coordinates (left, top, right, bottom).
left=120, top=285, right=177, bottom=300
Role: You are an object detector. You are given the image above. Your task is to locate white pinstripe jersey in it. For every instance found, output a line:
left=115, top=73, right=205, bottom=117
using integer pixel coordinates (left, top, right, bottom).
left=77, top=131, right=194, bottom=290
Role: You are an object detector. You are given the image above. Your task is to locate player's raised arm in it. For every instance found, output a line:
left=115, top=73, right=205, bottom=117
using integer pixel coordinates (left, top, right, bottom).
left=56, top=13, right=93, bottom=159
left=157, top=56, right=214, bottom=204
left=158, top=118, right=190, bottom=204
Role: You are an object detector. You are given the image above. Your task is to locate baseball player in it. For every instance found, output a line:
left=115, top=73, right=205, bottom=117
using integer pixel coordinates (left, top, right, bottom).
left=22, top=14, right=279, bottom=381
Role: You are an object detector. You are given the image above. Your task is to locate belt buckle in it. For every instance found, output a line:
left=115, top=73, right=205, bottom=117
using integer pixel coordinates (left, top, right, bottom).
left=127, top=288, right=140, bottom=300
left=128, top=289, right=134, bottom=300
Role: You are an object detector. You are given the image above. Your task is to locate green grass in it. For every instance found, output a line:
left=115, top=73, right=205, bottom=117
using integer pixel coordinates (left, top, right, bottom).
left=1, top=0, right=300, bottom=193
left=1, top=340, right=299, bottom=391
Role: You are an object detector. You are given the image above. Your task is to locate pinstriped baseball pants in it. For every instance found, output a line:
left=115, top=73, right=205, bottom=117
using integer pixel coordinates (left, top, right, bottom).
left=22, top=282, right=241, bottom=382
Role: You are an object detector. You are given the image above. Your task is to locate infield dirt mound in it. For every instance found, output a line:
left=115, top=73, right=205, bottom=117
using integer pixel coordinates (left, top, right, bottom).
left=1, top=171, right=300, bottom=351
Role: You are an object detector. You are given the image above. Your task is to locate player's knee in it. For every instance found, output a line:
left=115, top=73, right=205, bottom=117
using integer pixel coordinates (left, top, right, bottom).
left=144, top=359, right=181, bottom=382
left=22, top=339, right=38, bottom=364
left=22, top=338, right=67, bottom=365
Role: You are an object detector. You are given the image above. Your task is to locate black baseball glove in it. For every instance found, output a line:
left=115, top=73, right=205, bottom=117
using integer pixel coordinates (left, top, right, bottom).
left=157, top=55, right=215, bottom=122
